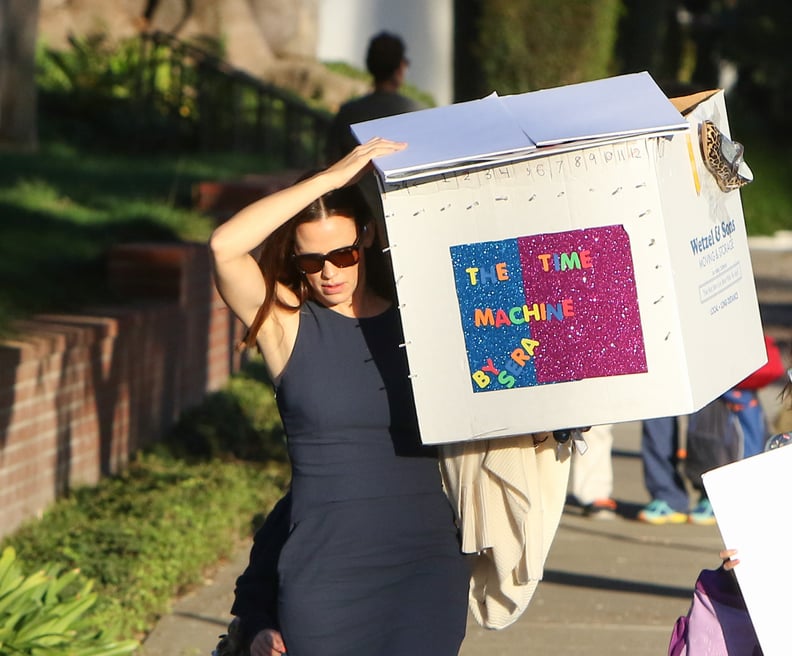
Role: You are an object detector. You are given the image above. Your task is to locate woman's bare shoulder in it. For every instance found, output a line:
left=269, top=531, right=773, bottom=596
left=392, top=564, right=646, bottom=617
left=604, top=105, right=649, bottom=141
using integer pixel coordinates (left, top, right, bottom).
left=255, top=285, right=303, bottom=381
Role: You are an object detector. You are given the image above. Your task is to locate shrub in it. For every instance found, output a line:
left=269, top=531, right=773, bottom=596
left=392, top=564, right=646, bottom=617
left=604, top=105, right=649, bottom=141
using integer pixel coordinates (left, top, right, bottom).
left=36, top=34, right=163, bottom=151
left=0, top=546, right=138, bottom=655
left=159, top=361, right=287, bottom=463
left=4, top=455, right=287, bottom=640
left=1, top=364, right=290, bottom=641
left=474, top=0, right=623, bottom=94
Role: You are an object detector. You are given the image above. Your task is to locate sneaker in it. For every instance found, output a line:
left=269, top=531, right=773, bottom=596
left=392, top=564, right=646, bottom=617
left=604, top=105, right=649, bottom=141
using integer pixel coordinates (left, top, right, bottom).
left=583, top=498, right=618, bottom=520
left=638, top=499, right=688, bottom=525
left=688, top=498, right=716, bottom=526
left=765, top=432, right=792, bottom=451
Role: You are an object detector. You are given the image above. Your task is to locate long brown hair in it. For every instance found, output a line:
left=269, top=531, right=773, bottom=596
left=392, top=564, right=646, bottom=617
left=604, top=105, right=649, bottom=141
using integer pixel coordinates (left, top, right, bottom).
left=240, top=179, right=394, bottom=350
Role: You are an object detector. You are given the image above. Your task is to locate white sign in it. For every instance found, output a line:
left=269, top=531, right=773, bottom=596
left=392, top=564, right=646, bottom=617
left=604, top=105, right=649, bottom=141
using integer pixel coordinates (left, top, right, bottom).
left=703, top=445, right=792, bottom=656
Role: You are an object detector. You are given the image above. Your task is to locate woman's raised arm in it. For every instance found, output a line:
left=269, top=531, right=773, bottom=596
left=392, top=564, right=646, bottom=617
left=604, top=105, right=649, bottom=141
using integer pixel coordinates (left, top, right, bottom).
left=209, top=138, right=405, bottom=329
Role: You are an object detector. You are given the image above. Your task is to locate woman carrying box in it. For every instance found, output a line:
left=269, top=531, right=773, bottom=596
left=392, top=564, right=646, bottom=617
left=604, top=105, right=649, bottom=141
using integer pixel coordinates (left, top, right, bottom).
left=209, top=138, right=470, bottom=656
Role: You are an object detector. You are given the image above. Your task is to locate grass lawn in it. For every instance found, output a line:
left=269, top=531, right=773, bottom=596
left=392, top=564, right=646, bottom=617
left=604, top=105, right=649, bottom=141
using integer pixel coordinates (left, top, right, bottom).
left=0, top=141, right=278, bottom=336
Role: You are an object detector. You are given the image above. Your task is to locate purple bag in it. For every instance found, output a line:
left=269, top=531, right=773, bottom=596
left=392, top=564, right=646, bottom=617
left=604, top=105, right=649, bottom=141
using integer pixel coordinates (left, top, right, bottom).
left=668, top=567, right=762, bottom=655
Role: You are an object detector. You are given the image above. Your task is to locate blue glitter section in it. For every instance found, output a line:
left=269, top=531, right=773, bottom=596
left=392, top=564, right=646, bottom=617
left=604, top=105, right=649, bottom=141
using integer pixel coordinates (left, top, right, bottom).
left=450, top=240, right=538, bottom=393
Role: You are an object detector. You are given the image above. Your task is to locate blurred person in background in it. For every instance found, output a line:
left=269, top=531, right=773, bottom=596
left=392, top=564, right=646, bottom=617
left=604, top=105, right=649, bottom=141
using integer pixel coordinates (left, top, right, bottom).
left=326, top=31, right=426, bottom=249
left=571, top=424, right=618, bottom=519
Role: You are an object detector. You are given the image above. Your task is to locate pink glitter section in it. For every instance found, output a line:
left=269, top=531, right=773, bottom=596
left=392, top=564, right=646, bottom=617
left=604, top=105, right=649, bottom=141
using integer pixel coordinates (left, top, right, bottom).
left=517, top=226, right=647, bottom=384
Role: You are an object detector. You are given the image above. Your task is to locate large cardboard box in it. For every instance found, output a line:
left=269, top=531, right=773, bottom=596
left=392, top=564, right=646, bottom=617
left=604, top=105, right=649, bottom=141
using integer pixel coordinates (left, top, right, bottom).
left=353, top=73, right=766, bottom=445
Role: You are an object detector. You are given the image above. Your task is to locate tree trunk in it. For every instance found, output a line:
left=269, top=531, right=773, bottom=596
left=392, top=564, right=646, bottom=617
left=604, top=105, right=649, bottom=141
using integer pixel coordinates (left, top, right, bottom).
left=0, top=0, right=40, bottom=151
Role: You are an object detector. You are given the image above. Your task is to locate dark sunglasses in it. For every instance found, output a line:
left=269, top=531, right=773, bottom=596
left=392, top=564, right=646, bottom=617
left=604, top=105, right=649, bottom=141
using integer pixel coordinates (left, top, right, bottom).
left=293, top=233, right=363, bottom=274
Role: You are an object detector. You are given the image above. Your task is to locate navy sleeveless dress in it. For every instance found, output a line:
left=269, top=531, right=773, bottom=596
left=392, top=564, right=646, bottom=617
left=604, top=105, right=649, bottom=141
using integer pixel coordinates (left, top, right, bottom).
left=275, top=300, right=469, bottom=656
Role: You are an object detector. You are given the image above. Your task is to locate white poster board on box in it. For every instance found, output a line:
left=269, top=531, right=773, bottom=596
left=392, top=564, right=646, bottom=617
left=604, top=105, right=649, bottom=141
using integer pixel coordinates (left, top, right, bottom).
left=353, top=73, right=766, bottom=444
left=702, top=445, right=792, bottom=656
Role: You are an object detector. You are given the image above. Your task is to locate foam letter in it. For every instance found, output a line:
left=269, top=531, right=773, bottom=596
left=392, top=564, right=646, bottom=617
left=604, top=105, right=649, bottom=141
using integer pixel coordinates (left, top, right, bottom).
left=495, top=309, right=511, bottom=328
left=562, top=298, right=575, bottom=317
left=560, top=252, right=581, bottom=271
left=495, top=262, right=509, bottom=281
left=546, top=302, right=565, bottom=321
left=520, top=338, right=539, bottom=355
left=498, top=370, right=516, bottom=388
left=524, top=303, right=541, bottom=321
left=480, top=266, right=498, bottom=284
left=580, top=249, right=592, bottom=268
left=508, top=306, right=526, bottom=325
left=537, top=254, right=552, bottom=272
left=511, top=348, right=530, bottom=367
left=466, top=267, right=480, bottom=285
left=472, top=371, right=490, bottom=389
left=481, top=358, right=499, bottom=375
left=474, top=308, right=495, bottom=327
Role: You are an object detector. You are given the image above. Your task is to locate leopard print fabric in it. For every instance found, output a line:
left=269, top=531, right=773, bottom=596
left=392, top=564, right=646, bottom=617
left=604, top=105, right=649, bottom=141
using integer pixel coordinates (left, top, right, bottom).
left=699, top=119, right=752, bottom=192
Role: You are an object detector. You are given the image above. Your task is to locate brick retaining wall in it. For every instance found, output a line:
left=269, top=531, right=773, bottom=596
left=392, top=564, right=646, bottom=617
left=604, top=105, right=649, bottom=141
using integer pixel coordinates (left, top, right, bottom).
left=0, top=242, right=245, bottom=539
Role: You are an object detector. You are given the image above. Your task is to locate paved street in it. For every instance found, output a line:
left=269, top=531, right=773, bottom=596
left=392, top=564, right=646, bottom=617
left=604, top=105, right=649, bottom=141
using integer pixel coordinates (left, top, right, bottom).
left=459, top=420, right=726, bottom=656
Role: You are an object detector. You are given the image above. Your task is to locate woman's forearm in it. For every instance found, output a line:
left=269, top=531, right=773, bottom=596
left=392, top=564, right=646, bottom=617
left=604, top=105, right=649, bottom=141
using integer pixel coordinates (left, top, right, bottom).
left=209, top=137, right=405, bottom=265
left=209, top=171, right=334, bottom=265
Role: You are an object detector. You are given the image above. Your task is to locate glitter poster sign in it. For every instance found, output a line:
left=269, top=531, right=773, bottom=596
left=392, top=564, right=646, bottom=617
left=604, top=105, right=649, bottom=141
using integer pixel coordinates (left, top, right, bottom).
left=450, top=225, right=647, bottom=393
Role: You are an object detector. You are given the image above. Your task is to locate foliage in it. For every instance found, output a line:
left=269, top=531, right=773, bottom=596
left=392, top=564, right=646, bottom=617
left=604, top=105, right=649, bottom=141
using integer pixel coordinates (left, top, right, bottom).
left=35, top=34, right=164, bottom=151
left=721, top=1, right=792, bottom=132
left=35, top=31, right=329, bottom=162
left=738, top=132, right=792, bottom=237
left=2, top=453, right=285, bottom=640
left=0, top=547, right=138, bottom=656
left=474, top=0, right=623, bottom=94
left=36, top=34, right=142, bottom=98
left=35, top=32, right=230, bottom=150
left=1, top=362, right=289, bottom=641
left=158, top=360, right=288, bottom=463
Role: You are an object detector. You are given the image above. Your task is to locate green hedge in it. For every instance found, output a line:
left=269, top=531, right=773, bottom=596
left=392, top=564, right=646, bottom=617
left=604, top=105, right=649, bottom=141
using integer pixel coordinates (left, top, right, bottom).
left=475, top=0, right=623, bottom=94
left=1, top=364, right=289, bottom=642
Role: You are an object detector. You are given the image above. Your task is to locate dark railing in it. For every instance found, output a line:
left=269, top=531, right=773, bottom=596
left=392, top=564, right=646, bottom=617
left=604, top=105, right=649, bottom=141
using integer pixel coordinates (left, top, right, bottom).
left=136, top=31, right=332, bottom=168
